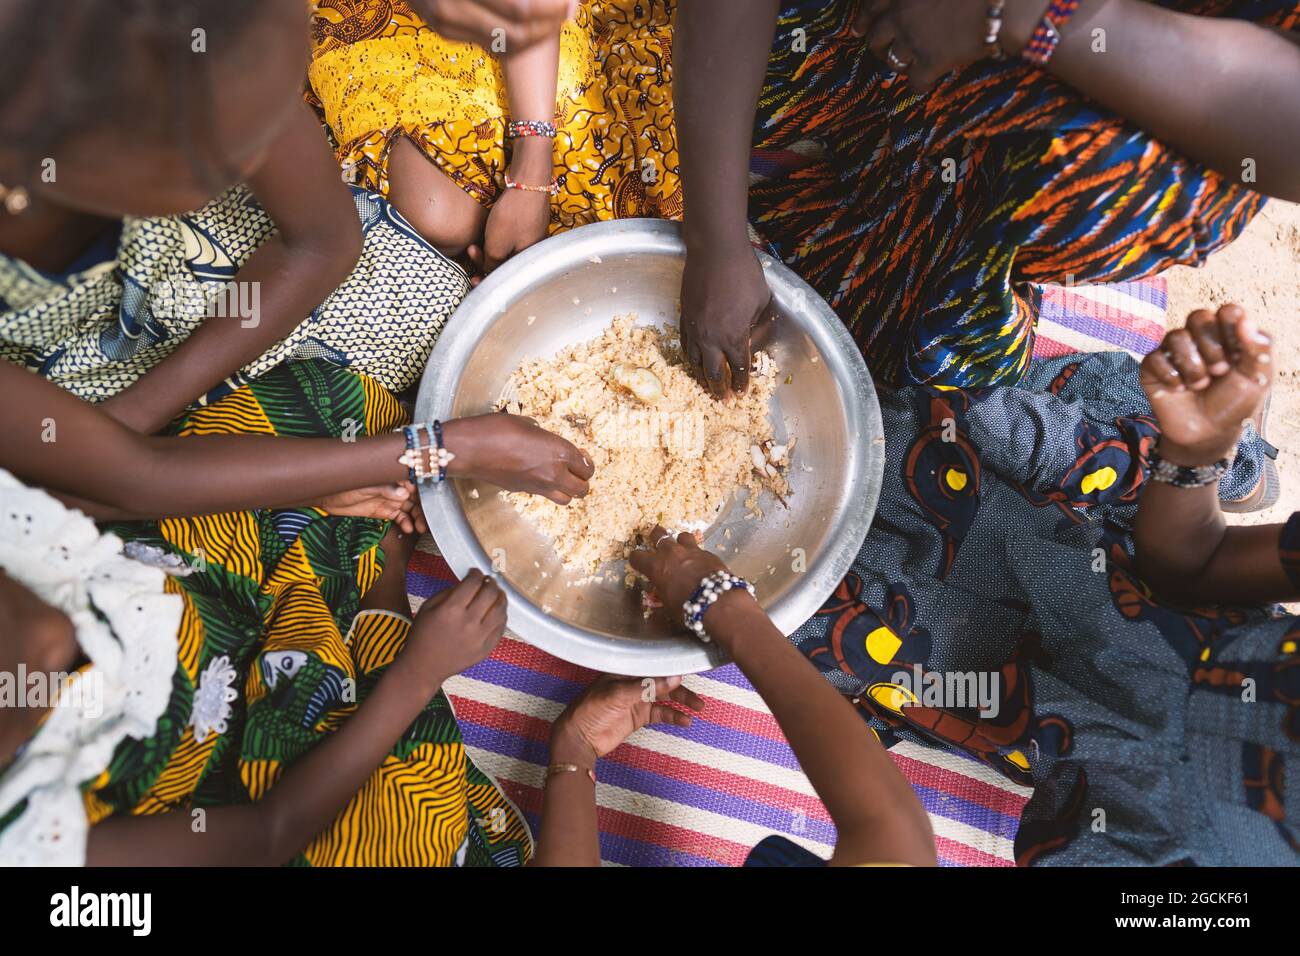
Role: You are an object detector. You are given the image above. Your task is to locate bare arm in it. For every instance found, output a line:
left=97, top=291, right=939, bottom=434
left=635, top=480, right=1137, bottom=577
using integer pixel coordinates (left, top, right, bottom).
left=674, top=0, right=780, bottom=397
left=0, top=360, right=593, bottom=519
left=630, top=529, right=937, bottom=867
left=530, top=724, right=604, bottom=866
left=707, top=592, right=937, bottom=866
left=1009, top=0, right=1300, bottom=202
left=1133, top=306, right=1298, bottom=604
left=88, top=572, right=507, bottom=866
left=479, top=25, right=561, bottom=272
left=99, top=104, right=363, bottom=434
left=871, top=0, right=1300, bottom=201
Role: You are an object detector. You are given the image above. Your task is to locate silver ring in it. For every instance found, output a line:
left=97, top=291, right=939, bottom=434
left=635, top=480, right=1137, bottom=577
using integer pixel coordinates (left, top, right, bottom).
left=655, top=533, right=677, bottom=550
left=885, top=44, right=911, bottom=72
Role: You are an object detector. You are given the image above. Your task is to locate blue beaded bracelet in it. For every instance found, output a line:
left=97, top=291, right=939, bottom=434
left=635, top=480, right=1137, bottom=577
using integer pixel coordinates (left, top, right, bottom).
left=397, top=421, right=455, bottom=486
left=682, top=571, right=756, bottom=643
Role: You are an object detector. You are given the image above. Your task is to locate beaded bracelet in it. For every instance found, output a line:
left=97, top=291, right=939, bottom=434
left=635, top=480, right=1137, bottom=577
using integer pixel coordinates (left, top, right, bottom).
left=984, top=0, right=1007, bottom=60
left=1147, top=450, right=1233, bottom=489
left=398, top=421, right=455, bottom=486
left=507, top=119, right=557, bottom=139
left=1022, top=0, right=1081, bottom=66
left=431, top=419, right=450, bottom=483
left=682, top=571, right=756, bottom=643
left=504, top=174, right=560, bottom=196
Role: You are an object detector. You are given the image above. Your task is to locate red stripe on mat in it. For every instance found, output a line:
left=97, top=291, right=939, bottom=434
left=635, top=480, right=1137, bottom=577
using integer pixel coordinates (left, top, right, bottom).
left=452, top=693, right=823, bottom=814
left=501, top=778, right=1010, bottom=867
left=453, top=692, right=834, bottom=822
left=1046, top=286, right=1165, bottom=340
left=1030, top=333, right=1076, bottom=359
left=934, top=835, right=1013, bottom=868
left=502, top=779, right=753, bottom=866
left=890, top=752, right=1029, bottom=816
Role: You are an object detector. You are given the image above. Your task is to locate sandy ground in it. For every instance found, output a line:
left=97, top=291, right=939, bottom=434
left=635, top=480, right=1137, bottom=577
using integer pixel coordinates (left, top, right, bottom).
left=1163, top=200, right=1300, bottom=526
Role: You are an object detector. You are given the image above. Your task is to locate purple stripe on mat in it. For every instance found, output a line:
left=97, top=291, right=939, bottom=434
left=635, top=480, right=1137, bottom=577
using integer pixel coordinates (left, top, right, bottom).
left=461, top=719, right=551, bottom=768
left=462, top=655, right=586, bottom=704
left=594, top=759, right=840, bottom=844
left=609, top=711, right=804, bottom=771
left=911, top=783, right=1021, bottom=840
left=690, top=663, right=754, bottom=691
left=405, top=569, right=451, bottom=600
left=1039, top=302, right=1162, bottom=352
left=517, top=812, right=724, bottom=867
left=462, top=657, right=804, bottom=770
left=1101, top=279, right=1168, bottom=308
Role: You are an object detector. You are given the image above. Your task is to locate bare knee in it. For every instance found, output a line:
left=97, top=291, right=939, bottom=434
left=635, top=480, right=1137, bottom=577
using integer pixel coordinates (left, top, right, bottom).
left=387, top=136, right=486, bottom=258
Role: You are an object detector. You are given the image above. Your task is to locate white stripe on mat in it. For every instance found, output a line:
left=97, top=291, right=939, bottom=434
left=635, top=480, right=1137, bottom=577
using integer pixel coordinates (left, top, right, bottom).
left=467, top=744, right=835, bottom=861
left=929, top=815, right=1017, bottom=862
left=683, top=672, right=774, bottom=713
left=890, top=740, right=1035, bottom=800
left=1054, top=282, right=1167, bottom=326
left=448, top=675, right=823, bottom=798
left=1036, top=318, right=1144, bottom=359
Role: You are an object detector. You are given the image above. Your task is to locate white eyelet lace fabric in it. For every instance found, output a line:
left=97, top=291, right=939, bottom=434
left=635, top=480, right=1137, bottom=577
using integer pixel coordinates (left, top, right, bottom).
left=0, top=470, right=180, bottom=866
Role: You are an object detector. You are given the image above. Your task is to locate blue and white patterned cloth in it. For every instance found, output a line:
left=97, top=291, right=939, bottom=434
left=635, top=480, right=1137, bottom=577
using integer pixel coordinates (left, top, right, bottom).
left=794, top=352, right=1299, bottom=865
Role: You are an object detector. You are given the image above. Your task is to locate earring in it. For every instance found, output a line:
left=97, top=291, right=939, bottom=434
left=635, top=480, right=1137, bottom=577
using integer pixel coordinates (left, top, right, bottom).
left=0, top=183, right=30, bottom=214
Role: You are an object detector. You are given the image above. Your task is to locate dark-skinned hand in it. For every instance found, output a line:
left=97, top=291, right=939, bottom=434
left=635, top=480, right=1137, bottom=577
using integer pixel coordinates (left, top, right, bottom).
left=1139, top=305, right=1274, bottom=466
left=680, top=243, right=773, bottom=400
left=443, top=413, right=595, bottom=504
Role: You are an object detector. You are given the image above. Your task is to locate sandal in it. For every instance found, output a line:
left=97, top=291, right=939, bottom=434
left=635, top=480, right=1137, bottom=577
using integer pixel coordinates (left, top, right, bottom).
left=1222, top=394, right=1281, bottom=513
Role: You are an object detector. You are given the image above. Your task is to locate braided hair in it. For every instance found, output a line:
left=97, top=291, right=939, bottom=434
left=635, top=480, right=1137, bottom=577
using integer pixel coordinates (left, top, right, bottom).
left=0, top=0, right=274, bottom=191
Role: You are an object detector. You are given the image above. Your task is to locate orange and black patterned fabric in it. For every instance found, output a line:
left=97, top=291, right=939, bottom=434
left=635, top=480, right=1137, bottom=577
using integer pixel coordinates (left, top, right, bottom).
left=751, top=0, right=1299, bottom=386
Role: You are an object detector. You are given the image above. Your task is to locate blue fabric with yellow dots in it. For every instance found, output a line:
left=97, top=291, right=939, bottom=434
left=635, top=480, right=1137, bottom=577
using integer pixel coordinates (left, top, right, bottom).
left=792, top=351, right=1300, bottom=865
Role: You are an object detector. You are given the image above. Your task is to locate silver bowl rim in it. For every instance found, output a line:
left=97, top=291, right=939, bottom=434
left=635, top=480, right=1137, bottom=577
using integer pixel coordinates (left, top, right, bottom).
left=416, top=218, right=883, bottom=675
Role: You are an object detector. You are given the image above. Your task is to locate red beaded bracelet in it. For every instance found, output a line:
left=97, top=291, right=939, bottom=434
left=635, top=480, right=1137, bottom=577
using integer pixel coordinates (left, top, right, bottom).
left=504, top=174, right=560, bottom=196
left=1022, top=0, right=1081, bottom=66
left=507, top=119, right=557, bottom=139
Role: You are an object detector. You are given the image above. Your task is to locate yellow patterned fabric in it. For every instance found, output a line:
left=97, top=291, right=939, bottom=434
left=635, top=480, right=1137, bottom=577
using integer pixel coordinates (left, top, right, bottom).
left=306, top=0, right=681, bottom=228
left=84, top=362, right=531, bottom=866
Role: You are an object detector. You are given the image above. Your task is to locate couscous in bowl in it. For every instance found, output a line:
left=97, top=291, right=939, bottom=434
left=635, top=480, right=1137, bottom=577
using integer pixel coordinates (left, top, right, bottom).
left=415, top=219, right=883, bottom=676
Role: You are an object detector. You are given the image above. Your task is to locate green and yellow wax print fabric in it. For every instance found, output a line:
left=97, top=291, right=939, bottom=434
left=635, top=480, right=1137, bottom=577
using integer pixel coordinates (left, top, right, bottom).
left=752, top=0, right=1299, bottom=387
left=0, top=186, right=468, bottom=405
left=84, top=361, right=530, bottom=867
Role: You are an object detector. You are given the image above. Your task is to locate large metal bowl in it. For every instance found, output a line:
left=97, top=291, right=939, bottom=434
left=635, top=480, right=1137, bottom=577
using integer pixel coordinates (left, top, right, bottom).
left=416, top=219, right=883, bottom=675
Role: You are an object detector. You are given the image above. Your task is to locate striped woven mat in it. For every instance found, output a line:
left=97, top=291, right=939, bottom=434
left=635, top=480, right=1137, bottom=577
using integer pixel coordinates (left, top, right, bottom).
left=409, top=277, right=1168, bottom=866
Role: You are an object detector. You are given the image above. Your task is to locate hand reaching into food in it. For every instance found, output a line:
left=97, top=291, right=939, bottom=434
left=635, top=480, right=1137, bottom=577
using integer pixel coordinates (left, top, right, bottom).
left=443, top=413, right=595, bottom=504
left=620, top=524, right=937, bottom=867
left=629, top=524, right=734, bottom=627
left=1139, top=304, right=1274, bottom=467
left=680, top=243, right=773, bottom=399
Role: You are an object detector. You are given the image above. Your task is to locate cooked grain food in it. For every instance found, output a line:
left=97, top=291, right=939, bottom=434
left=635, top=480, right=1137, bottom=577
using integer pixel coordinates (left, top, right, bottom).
left=501, top=315, right=790, bottom=575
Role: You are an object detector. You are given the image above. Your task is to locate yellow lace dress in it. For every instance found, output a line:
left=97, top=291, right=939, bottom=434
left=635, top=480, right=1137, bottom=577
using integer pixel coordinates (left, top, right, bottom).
left=306, top=0, right=681, bottom=231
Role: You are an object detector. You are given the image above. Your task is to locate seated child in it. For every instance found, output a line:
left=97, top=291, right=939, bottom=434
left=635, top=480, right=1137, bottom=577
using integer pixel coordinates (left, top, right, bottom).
left=306, top=0, right=681, bottom=273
